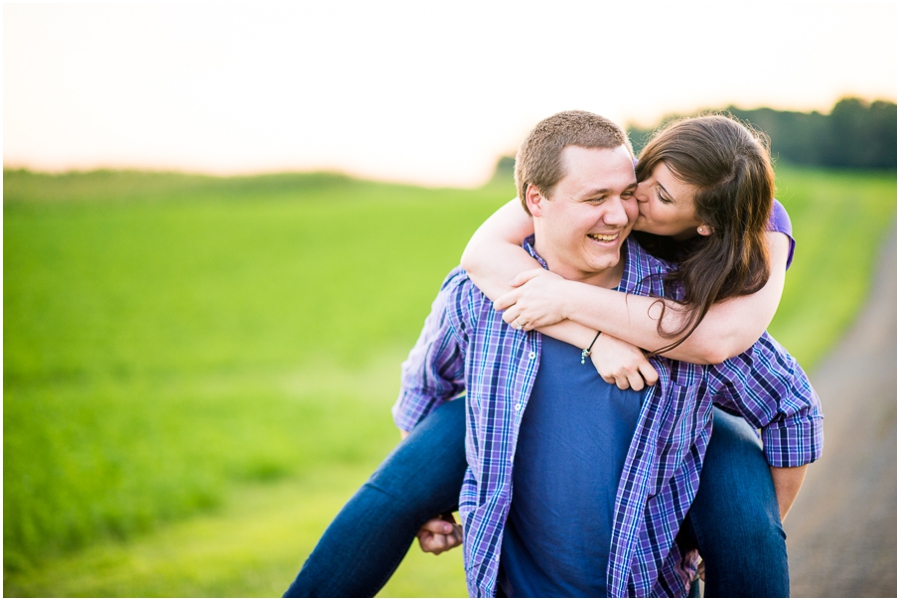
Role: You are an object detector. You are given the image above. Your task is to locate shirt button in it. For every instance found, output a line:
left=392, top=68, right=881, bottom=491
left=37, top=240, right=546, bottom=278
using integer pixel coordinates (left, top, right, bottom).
left=528, top=352, right=536, bottom=360
left=515, top=403, right=522, bottom=411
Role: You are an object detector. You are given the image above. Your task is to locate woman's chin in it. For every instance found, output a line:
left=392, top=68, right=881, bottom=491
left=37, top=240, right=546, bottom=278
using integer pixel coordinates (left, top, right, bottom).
left=633, top=222, right=662, bottom=236
left=634, top=222, right=696, bottom=241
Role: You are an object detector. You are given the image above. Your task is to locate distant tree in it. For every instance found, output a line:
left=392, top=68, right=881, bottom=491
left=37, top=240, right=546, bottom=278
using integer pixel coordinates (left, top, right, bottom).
left=855, top=99, right=897, bottom=169
left=726, top=106, right=829, bottom=167
left=626, top=98, right=897, bottom=171
left=489, top=155, right=516, bottom=185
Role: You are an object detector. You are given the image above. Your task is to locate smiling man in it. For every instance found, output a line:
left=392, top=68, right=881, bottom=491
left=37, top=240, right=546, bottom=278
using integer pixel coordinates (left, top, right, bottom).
left=392, top=111, right=820, bottom=597
left=523, top=143, right=637, bottom=288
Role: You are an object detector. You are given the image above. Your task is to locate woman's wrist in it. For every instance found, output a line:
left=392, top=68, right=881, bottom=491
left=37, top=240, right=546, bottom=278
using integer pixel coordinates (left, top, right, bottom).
left=560, top=281, right=615, bottom=330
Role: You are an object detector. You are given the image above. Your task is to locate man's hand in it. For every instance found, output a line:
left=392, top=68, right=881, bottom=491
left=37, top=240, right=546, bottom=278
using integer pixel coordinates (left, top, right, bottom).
left=416, top=516, right=462, bottom=555
left=590, top=333, right=658, bottom=391
left=494, top=269, right=570, bottom=331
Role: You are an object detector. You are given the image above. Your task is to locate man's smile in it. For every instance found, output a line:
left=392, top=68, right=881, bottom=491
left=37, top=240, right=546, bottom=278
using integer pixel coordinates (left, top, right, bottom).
left=587, top=232, right=619, bottom=243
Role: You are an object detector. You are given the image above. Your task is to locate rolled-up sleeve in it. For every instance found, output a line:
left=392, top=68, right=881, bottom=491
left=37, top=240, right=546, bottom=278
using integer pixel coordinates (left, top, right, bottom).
left=709, top=332, right=824, bottom=467
left=759, top=403, right=824, bottom=467
left=392, top=269, right=468, bottom=432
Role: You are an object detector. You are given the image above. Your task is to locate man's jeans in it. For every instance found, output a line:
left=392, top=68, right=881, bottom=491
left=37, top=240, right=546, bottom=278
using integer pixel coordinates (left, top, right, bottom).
left=283, top=400, right=789, bottom=597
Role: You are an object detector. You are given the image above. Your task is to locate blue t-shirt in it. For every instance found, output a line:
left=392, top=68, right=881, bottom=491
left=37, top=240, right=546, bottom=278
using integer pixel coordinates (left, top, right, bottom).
left=498, top=336, right=642, bottom=597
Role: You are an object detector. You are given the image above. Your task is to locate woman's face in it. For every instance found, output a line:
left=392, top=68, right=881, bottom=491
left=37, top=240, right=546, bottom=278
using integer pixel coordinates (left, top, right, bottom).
left=634, top=162, right=704, bottom=241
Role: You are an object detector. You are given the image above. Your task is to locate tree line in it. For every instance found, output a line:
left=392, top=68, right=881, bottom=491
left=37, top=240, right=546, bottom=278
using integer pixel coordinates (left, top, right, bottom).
left=628, top=97, right=897, bottom=171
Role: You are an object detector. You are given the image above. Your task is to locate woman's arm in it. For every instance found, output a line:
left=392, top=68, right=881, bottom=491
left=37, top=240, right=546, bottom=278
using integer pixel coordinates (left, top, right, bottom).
left=497, top=232, right=789, bottom=363
left=461, top=199, right=658, bottom=389
left=770, top=465, right=807, bottom=521
left=462, top=200, right=790, bottom=364
left=460, top=199, right=540, bottom=299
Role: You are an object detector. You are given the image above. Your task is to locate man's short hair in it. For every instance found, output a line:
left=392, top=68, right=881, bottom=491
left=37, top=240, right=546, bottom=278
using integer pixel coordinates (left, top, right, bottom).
left=515, top=110, right=633, bottom=214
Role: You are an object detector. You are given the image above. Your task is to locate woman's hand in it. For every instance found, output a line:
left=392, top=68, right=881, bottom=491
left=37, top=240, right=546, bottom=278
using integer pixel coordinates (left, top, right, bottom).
left=494, top=269, right=571, bottom=331
left=589, top=333, right=659, bottom=391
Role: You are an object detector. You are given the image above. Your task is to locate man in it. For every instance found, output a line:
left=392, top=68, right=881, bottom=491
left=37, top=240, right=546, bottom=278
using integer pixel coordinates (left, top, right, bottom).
left=393, top=111, right=821, bottom=597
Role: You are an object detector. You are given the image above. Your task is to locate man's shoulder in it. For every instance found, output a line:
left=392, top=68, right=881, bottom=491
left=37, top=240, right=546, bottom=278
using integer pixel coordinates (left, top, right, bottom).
left=436, top=267, right=493, bottom=321
left=439, top=266, right=481, bottom=297
left=626, top=237, right=676, bottom=275
left=621, top=238, right=679, bottom=298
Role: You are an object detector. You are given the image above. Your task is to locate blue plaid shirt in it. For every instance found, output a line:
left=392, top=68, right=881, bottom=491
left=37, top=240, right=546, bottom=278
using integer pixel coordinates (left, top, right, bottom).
left=393, top=237, right=823, bottom=597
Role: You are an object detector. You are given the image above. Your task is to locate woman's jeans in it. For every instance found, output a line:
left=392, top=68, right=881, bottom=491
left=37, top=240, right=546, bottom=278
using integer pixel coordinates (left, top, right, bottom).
left=284, top=399, right=469, bottom=597
left=283, top=400, right=789, bottom=597
left=683, top=409, right=790, bottom=597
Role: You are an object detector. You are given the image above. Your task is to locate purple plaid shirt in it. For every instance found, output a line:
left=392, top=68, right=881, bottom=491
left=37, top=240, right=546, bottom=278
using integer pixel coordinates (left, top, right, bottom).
left=393, top=237, right=823, bottom=597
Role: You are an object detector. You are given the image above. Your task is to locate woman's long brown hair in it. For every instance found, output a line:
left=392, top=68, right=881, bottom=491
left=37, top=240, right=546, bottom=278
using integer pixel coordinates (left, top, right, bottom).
left=633, top=114, right=775, bottom=354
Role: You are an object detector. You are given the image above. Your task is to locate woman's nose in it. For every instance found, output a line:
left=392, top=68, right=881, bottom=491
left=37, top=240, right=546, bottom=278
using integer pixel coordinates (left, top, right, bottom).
left=634, top=182, right=650, bottom=203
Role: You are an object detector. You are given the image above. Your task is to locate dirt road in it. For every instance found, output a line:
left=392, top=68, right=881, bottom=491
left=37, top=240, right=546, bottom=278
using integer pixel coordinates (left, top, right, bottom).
left=785, top=226, right=897, bottom=597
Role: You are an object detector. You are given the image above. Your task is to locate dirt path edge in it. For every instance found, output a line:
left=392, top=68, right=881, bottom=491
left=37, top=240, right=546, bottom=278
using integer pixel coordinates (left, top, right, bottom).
left=784, top=224, right=897, bottom=598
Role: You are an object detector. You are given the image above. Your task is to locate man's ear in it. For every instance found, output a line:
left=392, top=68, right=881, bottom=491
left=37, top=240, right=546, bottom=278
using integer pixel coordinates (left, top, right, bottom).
left=524, top=184, right=545, bottom=217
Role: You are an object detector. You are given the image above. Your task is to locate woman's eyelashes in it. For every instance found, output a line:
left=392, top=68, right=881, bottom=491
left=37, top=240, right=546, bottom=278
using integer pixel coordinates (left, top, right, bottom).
left=655, top=187, right=673, bottom=204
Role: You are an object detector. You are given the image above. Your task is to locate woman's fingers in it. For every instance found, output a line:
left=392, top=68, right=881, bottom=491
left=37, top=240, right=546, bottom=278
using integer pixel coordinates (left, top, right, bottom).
left=493, top=288, right=520, bottom=311
left=502, top=307, right=535, bottom=332
left=501, top=307, right=520, bottom=326
left=501, top=302, right=560, bottom=331
left=495, top=271, right=567, bottom=330
left=611, top=362, right=655, bottom=392
left=639, top=361, right=659, bottom=387
left=627, top=370, right=646, bottom=392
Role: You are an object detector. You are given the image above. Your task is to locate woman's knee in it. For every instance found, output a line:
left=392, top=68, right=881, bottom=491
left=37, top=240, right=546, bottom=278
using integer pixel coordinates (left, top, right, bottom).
left=364, top=400, right=467, bottom=515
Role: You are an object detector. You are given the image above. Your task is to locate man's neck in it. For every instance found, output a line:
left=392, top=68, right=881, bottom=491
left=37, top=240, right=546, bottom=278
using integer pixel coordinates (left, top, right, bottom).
left=533, top=241, right=627, bottom=290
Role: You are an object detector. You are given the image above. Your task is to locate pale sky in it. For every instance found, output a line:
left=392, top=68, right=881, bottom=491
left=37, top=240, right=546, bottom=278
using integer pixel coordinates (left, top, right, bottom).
left=4, top=1, right=897, bottom=187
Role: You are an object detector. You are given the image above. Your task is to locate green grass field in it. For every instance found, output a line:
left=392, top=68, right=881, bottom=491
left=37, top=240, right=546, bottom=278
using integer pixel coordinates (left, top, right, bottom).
left=3, top=166, right=896, bottom=597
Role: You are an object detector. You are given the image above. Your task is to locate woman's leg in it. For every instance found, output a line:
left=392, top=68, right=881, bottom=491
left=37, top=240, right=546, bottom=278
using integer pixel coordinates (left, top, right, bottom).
left=685, top=407, right=790, bottom=597
left=283, top=398, right=468, bottom=597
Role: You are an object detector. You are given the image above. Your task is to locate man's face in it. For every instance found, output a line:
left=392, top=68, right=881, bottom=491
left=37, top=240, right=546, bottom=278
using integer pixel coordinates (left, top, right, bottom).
left=526, top=145, right=638, bottom=287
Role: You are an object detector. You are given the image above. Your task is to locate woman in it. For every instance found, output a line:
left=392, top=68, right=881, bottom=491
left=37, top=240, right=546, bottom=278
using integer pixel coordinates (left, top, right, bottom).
left=285, top=115, right=807, bottom=597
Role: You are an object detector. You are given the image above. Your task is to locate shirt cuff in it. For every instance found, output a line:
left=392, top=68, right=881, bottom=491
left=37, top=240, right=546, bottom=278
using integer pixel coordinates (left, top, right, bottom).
left=392, top=391, right=441, bottom=433
left=761, top=413, right=824, bottom=467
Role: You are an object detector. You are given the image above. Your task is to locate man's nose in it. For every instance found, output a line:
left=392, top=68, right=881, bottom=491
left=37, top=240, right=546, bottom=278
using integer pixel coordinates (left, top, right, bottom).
left=604, top=197, right=631, bottom=226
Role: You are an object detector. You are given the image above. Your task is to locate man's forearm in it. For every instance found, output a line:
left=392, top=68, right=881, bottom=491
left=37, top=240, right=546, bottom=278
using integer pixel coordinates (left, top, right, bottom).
left=770, top=465, right=807, bottom=521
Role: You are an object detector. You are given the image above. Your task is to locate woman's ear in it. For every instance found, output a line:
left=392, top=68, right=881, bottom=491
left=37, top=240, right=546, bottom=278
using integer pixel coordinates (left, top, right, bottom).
left=524, top=184, right=545, bottom=217
left=697, top=224, right=713, bottom=236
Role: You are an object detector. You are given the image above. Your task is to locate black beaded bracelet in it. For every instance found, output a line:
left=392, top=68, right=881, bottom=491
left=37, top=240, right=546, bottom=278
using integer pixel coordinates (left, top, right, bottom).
left=580, top=331, right=602, bottom=364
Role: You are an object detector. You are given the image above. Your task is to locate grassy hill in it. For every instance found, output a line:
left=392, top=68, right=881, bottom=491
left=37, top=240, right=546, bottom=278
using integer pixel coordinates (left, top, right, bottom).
left=3, top=166, right=895, bottom=596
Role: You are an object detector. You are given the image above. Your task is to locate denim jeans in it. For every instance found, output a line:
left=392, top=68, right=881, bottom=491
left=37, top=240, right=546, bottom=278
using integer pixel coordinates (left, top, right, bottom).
left=283, top=399, right=468, bottom=597
left=284, top=400, right=788, bottom=597
left=682, top=408, right=790, bottom=597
